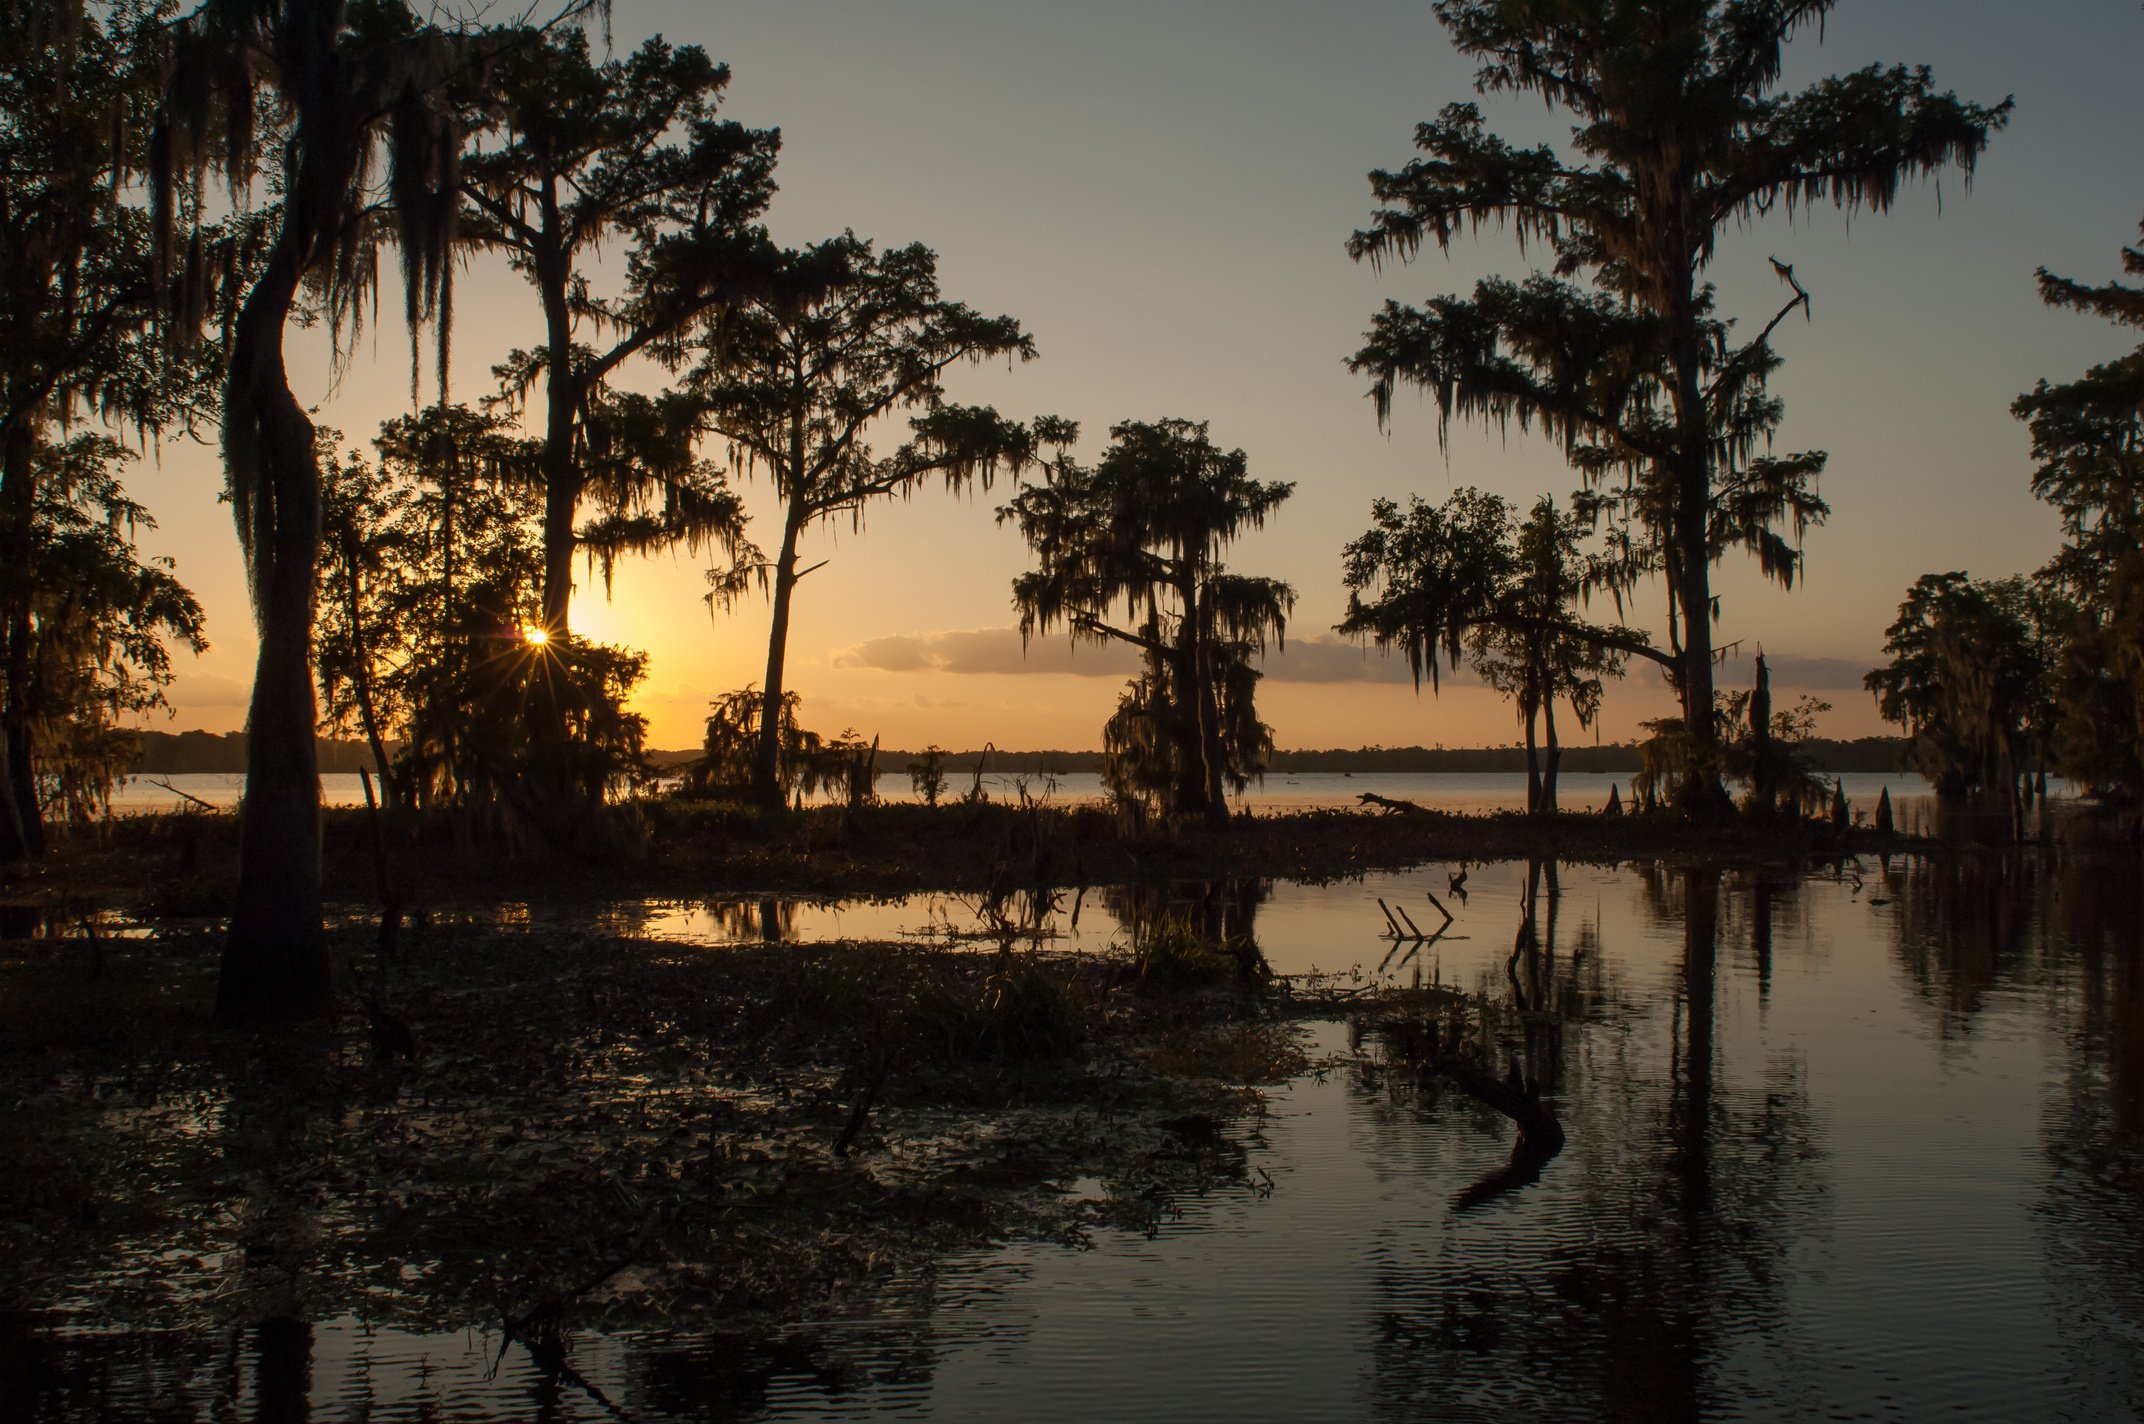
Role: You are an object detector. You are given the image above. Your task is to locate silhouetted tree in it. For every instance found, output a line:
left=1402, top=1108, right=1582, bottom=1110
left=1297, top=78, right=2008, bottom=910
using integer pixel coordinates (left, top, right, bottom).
left=1349, top=0, right=2008, bottom=809
left=153, top=0, right=586, bottom=1020
left=1340, top=489, right=1638, bottom=813
left=693, top=235, right=1033, bottom=810
left=0, top=0, right=233, bottom=858
left=19, top=435, right=207, bottom=824
left=908, top=745, right=949, bottom=807
left=463, top=28, right=774, bottom=644
left=2015, top=217, right=2144, bottom=795
left=1716, top=666, right=1831, bottom=820
left=686, top=686, right=869, bottom=805
left=1865, top=572, right=2057, bottom=822
left=318, top=405, right=649, bottom=829
left=1003, top=419, right=1293, bottom=824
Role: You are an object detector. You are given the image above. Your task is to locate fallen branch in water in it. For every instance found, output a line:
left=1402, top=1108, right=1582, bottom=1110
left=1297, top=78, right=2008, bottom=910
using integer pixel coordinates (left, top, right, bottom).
left=1444, top=1059, right=1565, bottom=1212
left=146, top=777, right=214, bottom=811
left=1357, top=792, right=1430, bottom=816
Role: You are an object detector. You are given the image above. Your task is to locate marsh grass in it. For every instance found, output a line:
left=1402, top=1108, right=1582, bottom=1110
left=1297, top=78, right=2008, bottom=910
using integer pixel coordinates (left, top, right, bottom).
left=3, top=798, right=1884, bottom=939
left=1128, top=914, right=1274, bottom=991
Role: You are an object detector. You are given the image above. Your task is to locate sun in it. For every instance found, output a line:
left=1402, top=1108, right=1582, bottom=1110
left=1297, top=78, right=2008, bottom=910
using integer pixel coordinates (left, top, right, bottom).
left=522, top=626, right=549, bottom=646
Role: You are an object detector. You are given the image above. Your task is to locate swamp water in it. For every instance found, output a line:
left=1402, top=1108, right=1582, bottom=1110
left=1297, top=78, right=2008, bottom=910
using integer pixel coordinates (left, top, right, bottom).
left=10, top=854, right=2143, bottom=1421
left=105, top=769, right=1952, bottom=821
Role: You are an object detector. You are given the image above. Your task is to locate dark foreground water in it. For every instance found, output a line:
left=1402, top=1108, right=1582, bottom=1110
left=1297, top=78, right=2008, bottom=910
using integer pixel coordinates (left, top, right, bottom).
left=11, top=853, right=2144, bottom=1421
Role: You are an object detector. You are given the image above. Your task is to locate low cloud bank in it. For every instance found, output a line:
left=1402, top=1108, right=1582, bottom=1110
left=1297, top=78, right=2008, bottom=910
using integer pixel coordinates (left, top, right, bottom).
left=835, top=626, right=1878, bottom=692
left=833, top=626, right=1456, bottom=684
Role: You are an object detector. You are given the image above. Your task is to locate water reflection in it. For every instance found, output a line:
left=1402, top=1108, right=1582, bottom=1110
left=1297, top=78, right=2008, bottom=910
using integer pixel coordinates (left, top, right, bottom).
left=625, top=878, right=1279, bottom=965
left=1353, top=864, right=1821, bottom=1421
left=15, top=853, right=2144, bottom=1420
left=1889, top=852, right=2045, bottom=1035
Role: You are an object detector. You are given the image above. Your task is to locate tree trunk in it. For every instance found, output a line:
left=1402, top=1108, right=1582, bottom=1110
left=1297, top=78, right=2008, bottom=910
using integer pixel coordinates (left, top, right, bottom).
left=536, top=201, right=580, bottom=643
left=538, top=393, right=578, bottom=639
left=1747, top=652, right=1773, bottom=818
left=1522, top=690, right=1541, bottom=816
left=1676, top=514, right=1722, bottom=811
left=1668, top=267, right=1726, bottom=815
left=338, top=535, right=398, bottom=811
left=525, top=233, right=585, bottom=829
left=4, top=692, right=40, bottom=857
left=1190, top=601, right=1229, bottom=825
left=218, top=237, right=330, bottom=1024
left=1541, top=684, right=1561, bottom=816
left=751, top=496, right=806, bottom=809
left=0, top=735, right=28, bottom=864
left=1170, top=612, right=1220, bottom=823
left=0, top=421, right=43, bottom=859
left=1674, top=866, right=1719, bottom=1213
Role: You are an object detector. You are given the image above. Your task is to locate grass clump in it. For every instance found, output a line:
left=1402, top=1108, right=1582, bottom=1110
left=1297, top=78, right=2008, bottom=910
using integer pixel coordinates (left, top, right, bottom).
left=1129, top=914, right=1266, bottom=989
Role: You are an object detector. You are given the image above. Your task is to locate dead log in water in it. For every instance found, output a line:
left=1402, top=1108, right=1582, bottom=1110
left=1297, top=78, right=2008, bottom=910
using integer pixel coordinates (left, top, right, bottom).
left=1444, top=1060, right=1565, bottom=1212
left=1357, top=792, right=1430, bottom=816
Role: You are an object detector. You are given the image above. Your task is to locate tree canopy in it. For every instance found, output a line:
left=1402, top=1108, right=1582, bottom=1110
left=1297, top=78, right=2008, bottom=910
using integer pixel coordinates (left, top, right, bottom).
left=1340, top=488, right=1640, bottom=812
left=693, top=234, right=1034, bottom=809
left=1864, top=572, right=2057, bottom=813
left=19, top=434, right=207, bottom=827
left=2014, top=217, right=2144, bottom=794
left=1349, top=0, right=2008, bottom=807
left=463, top=27, right=776, bottom=644
left=0, top=0, right=230, bottom=859
left=1002, top=418, right=1294, bottom=824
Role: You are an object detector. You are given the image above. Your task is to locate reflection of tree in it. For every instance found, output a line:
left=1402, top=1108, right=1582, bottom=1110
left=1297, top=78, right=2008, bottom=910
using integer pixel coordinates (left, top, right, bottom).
left=1874, top=850, right=2144, bottom=1411
left=1361, top=865, right=1821, bottom=1421
left=1721, top=866, right=1806, bottom=1004
left=700, top=896, right=797, bottom=944
left=2035, top=858, right=2144, bottom=1407
left=1101, top=879, right=1271, bottom=965
left=252, top=1316, right=313, bottom=1423
left=1889, top=852, right=2042, bottom=1035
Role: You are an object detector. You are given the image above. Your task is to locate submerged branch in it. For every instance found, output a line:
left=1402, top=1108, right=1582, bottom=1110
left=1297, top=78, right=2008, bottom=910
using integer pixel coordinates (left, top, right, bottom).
left=1443, top=1060, right=1566, bottom=1212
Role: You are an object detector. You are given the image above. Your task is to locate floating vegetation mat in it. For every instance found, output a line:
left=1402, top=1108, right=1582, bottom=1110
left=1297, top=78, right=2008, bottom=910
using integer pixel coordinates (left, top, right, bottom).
left=0, top=916, right=1314, bottom=1342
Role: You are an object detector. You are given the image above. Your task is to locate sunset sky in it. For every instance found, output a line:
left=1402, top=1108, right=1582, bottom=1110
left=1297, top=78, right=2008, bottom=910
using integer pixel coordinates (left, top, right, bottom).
left=132, top=0, right=2144, bottom=753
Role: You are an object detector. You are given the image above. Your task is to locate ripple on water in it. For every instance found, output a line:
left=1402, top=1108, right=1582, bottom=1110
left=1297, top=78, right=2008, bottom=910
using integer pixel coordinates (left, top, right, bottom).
left=12, top=856, right=2144, bottom=1422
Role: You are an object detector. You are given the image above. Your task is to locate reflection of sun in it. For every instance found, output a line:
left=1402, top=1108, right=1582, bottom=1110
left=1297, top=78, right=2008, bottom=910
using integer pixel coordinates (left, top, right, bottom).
left=522, top=626, right=549, bottom=646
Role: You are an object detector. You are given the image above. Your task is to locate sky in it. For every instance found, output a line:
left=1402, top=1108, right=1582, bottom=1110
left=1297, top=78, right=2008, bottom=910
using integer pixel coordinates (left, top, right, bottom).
left=131, top=0, right=2144, bottom=753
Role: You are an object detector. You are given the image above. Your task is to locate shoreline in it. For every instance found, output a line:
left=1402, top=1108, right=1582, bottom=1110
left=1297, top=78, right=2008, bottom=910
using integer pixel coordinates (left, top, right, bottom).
left=0, top=797, right=2026, bottom=925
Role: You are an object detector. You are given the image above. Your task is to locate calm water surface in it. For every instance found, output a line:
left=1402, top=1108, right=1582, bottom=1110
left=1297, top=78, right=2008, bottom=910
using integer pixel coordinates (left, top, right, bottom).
left=14, top=853, right=2143, bottom=1421
left=106, top=769, right=1960, bottom=822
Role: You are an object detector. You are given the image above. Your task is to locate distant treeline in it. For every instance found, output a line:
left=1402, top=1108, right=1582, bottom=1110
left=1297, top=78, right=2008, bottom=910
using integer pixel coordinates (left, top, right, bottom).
left=131, top=730, right=379, bottom=775
left=135, top=732, right=1909, bottom=778
left=859, top=739, right=1910, bottom=777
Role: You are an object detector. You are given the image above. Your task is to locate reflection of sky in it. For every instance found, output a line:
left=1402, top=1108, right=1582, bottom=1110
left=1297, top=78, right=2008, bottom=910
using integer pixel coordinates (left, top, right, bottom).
left=106, top=770, right=2041, bottom=825
left=130, top=1, right=2144, bottom=754
left=26, top=858, right=2144, bottom=1418
left=769, top=862, right=2114, bottom=1420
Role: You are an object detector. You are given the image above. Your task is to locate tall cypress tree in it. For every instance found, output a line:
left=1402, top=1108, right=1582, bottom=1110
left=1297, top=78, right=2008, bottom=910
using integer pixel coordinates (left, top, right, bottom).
left=1349, top=0, right=2008, bottom=809
left=2014, top=218, right=2144, bottom=793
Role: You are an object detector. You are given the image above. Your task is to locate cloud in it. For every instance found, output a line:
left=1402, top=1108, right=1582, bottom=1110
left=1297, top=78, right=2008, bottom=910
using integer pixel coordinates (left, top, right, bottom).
left=1749, top=653, right=1876, bottom=690
left=1265, top=635, right=1473, bottom=686
left=835, top=627, right=1141, bottom=678
left=833, top=627, right=1880, bottom=699
left=170, top=672, right=252, bottom=707
left=833, top=626, right=1471, bottom=685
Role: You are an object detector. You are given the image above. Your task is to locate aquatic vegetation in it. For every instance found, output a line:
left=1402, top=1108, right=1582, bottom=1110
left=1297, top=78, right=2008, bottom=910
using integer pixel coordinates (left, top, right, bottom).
left=0, top=912, right=1297, bottom=1339
left=1128, top=915, right=1261, bottom=990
